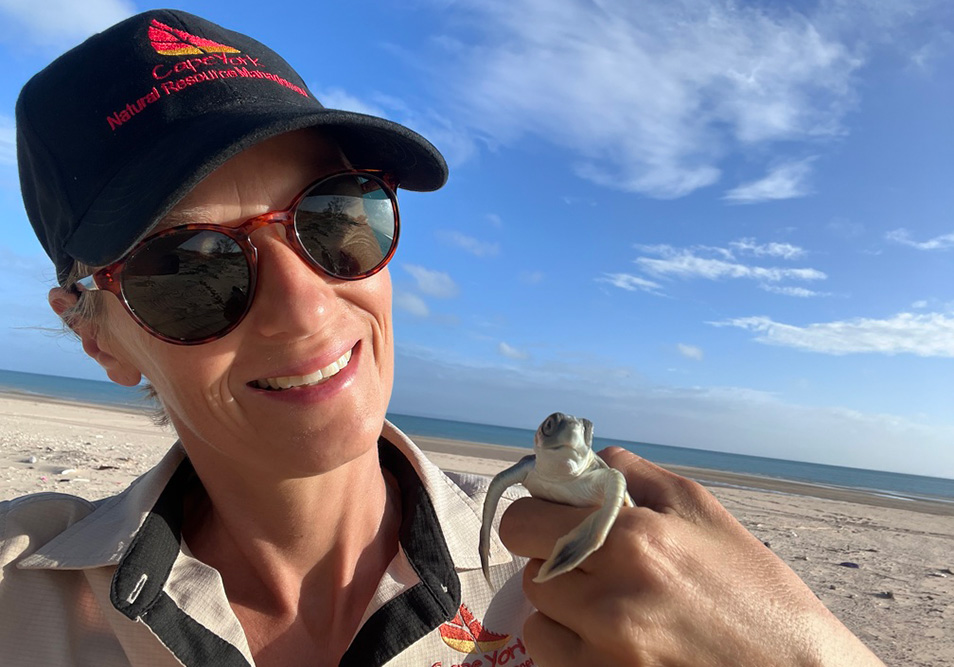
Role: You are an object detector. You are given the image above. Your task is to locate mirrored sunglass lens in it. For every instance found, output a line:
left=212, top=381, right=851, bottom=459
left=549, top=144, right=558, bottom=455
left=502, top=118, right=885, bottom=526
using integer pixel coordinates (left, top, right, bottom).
left=295, top=174, right=395, bottom=277
left=121, top=230, right=250, bottom=341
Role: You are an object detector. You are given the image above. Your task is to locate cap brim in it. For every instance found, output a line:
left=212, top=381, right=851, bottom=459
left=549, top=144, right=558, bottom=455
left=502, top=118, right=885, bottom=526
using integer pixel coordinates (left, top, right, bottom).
left=63, top=105, right=447, bottom=278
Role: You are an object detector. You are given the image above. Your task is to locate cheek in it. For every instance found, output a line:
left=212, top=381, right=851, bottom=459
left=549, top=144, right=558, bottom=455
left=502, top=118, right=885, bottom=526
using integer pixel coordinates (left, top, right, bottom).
left=370, top=270, right=394, bottom=364
left=347, top=269, right=394, bottom=397
left=102, top=301, right=237, bottom=407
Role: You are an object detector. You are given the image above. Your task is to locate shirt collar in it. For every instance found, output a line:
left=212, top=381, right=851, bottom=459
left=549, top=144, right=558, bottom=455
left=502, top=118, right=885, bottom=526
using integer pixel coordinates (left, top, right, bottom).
left=17, top=443, right=188, bottom=571
left=379, top=420, right=512, bottom=571
left=18, top=421, right=512, bottom=572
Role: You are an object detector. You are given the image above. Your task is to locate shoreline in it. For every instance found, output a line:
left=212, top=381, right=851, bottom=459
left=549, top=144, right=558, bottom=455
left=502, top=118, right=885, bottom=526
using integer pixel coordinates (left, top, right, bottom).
left=1, top=390, right=951, bottom=515
left=406, top=434, right=954, bottom=516
left=1, top=392, right=952, bottom=664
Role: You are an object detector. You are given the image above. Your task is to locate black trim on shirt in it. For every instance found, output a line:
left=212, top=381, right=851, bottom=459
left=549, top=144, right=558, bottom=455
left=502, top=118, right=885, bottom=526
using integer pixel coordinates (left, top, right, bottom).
left=110, top=457, right=252, bottom=666
left=109, top=439, right=461, bottom=666
left=339, top=439, right=462, bottom=666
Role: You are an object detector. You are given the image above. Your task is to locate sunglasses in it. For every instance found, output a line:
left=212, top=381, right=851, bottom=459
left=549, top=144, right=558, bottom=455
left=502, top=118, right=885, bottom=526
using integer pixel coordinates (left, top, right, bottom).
left=73, top=171, right=399, bottom=345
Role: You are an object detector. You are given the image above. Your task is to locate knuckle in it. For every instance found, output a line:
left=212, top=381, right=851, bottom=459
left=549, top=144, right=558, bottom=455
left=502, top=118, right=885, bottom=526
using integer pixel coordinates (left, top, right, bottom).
left=607, top=509, right=657, bottom=554
left=672, top=473, right=708, bottom=502
left=581, top=595, right=653, bottom=665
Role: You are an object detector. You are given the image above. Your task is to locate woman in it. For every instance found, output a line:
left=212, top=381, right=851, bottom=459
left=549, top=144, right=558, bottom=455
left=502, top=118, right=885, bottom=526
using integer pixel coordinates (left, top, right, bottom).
left=2, top=9, right=884, bottom=666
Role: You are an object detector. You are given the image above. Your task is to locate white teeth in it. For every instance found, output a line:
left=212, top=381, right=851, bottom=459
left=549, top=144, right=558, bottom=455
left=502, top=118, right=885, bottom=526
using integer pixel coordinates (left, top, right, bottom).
left=255, top=348, right=353, bottom=390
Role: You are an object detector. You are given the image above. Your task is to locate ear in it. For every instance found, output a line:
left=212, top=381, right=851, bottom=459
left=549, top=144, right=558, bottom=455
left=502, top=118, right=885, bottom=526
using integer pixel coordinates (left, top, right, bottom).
left=48, top=287, right=143, bottom=387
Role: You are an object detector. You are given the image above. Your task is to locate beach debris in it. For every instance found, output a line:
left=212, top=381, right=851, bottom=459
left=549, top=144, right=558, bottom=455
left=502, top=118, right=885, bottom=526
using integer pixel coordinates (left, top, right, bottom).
left=838, top=561, right=861, bottom=569
left=20, top=456, right=37, bottom=464
left=96, top=465, right=120, bottom=471
left=874, top=591, right=895, bottom=600
left=928, top=571, right=948, bottom=578
left=56, top=468, right=77, bottom=475
left=479, top=412, right=634, bottom=586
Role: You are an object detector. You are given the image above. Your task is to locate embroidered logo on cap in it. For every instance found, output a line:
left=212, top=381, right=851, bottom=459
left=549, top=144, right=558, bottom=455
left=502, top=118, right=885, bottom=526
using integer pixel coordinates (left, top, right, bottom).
left=148, top=19, right=240, bottom=55
left=105, top=18, right=309, bottom=132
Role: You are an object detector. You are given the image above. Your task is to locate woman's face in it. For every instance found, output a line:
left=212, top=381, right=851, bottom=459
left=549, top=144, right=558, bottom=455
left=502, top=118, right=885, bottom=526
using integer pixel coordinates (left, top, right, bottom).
left=90, top=130, right=395, bottom=476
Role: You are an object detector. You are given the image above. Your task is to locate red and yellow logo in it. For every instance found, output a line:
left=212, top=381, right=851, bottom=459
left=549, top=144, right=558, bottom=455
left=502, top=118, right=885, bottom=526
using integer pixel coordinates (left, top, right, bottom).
left=148, top=19, right=239, bottom=56
left=439, top=604, right=511, bottom=654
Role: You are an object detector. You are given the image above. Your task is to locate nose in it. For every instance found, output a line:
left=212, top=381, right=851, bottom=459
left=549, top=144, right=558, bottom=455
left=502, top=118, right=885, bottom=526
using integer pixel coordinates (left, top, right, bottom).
left=541, top=412, right=567, bottom=437
left=243, top=223, right=339, bottom=340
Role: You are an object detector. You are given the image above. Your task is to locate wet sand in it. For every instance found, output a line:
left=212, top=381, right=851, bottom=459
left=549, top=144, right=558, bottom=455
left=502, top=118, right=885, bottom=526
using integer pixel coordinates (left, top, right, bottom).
left=1, top=393, right=951, bottom=665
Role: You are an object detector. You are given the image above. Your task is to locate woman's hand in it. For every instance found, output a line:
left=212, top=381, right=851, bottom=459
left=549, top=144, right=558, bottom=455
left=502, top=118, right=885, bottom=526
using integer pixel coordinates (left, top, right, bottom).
left=499, top=447, right=885, bottom=667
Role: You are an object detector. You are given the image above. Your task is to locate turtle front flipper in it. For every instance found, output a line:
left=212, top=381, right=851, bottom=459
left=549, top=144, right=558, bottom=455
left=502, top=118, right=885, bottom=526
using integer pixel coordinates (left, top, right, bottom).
left=534, top=468, right=630, bottom=582
left=480, top=455, right=536, bottom=588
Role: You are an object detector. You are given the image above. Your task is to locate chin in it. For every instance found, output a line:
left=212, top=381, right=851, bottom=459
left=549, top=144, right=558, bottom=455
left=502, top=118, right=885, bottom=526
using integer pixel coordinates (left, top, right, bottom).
left=285, top=406, right=388, bottom=474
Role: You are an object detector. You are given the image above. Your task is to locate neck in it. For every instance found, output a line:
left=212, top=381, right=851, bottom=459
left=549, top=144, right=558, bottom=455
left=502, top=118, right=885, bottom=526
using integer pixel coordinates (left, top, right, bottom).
left=180, top=437, right=402, bottom=660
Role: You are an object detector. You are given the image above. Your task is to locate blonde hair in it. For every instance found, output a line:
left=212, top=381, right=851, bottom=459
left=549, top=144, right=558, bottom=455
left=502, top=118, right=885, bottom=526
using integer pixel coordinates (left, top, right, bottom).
left=61, top=261, right=170, bottom=427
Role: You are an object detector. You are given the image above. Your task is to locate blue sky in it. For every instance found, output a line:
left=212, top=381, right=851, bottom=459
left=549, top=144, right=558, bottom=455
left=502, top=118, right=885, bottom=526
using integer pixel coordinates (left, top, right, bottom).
left=1, top=0, right=953, bottom=478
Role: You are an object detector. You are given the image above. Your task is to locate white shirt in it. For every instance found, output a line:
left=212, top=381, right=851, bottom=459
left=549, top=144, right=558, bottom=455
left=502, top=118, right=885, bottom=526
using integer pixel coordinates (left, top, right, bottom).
left=0, top=421, right=536, bottom=666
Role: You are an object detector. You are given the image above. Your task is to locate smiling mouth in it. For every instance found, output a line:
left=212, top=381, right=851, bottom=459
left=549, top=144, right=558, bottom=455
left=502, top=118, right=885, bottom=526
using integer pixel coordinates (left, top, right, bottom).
left=253, top=348, right=353, bottom=391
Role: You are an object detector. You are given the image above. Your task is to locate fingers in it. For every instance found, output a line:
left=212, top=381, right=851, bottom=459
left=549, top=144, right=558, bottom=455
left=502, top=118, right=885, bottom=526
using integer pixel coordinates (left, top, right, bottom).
left=521, top=562, right=652, bottom=667
left=523, top=611, right=589, bottom=667
left=599, top=446, right=712, bottom=516
left=499, top=497, right=600, bottom=561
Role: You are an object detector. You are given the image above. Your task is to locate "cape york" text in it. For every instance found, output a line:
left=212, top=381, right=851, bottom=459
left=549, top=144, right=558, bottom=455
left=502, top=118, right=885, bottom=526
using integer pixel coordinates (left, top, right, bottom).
left=151, top=52, right=261, bottom=80
left=106, top=53, right=309, bottom=131
left=430, top=637, right=534, bottom=667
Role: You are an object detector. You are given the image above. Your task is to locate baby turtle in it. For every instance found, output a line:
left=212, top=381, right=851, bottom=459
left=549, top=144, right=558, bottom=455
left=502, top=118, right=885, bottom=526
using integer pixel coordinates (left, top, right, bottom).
left=479, top=412, right=634, bottom=584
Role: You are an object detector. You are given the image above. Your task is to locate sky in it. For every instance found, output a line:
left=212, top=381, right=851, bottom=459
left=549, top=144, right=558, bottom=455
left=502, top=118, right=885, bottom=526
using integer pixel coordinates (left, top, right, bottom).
left=0, top=0, right=952, bottom=478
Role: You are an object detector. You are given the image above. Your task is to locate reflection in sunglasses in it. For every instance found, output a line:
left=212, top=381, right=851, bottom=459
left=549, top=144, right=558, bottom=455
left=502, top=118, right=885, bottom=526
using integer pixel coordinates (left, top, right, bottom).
left=77, top=171, right=400, bottom=344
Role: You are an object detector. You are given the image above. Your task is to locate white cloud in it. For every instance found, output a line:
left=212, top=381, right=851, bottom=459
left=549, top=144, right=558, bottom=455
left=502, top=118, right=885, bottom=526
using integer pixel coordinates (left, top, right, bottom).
left=886, top=228, right=954, bottom=250
left=486, top=213, right=503, bottom=228
left=311, top=87, right=477, bottom=167
left=498, top=341, right=529, bottom=360
left=677, top=344, right=704, bottom=361
left=598, top=273, right=662, bottom=294
left=437, top=230, right=500, bottom=257
left=519, top=270, right=545, bottom=285
left=759, top=285, right=828, bottom=298
left=393, top=290, right=430, bottom=317
left=312, top=87, right=389, bottom=118
left=826, top=217, right=866, bottom=239
left=402, top=264, right=459, bottom=298
left=712, top=312, right=954, bottom=356
left=0, top=0, right=134, bottom=47
left=428, top=0, right=862, bottom=198
left=603, top=242, right=825, bottom=297
left=562, top=196, right=597, bottom=207
left=729, top=238, right=806, bottom=259
left=723, top=158, right=817, bottom=203
left=392, top=342, right=954, bottom=478
left=635, top=245, right=826, bottom=283
left=0, top=115, right=14, bottom=166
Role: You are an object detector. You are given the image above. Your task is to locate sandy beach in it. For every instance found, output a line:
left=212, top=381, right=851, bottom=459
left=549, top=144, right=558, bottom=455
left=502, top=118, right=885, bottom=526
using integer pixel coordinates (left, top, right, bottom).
left=1, top=393, right=951, bottom=665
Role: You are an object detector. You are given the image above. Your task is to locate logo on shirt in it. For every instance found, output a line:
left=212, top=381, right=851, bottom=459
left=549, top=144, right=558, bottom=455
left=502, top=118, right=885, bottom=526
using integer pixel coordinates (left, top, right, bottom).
left=432, top=603, right=534, bottom=666
left=439, top=603, right=510, bottom=654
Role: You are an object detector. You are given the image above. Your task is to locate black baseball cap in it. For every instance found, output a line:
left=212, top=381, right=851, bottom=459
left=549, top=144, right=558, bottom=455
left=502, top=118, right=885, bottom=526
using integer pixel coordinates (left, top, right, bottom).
left=16, top=9, right=448, bottom=285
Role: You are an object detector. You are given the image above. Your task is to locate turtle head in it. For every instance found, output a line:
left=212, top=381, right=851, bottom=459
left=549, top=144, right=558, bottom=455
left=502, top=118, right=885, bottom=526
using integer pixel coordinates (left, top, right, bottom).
left=534, top=412, right=594, bottom=458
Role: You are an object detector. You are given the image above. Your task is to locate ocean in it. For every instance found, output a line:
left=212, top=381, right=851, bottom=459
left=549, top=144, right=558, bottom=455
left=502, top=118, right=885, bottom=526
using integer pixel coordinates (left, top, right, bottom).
left=2, top=368, right=953, bottom=503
